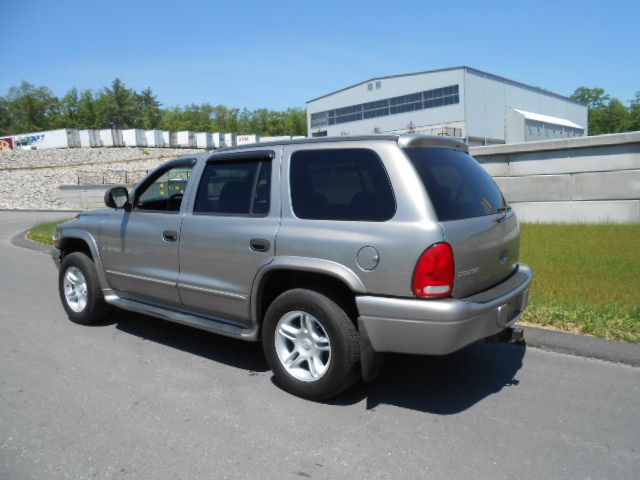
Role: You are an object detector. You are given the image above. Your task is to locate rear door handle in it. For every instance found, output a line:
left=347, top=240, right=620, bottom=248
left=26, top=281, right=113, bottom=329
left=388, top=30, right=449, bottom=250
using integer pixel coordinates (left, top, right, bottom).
left=249, top=238, right=270, bottom=252
left=162, top=230, right=179, bottom=242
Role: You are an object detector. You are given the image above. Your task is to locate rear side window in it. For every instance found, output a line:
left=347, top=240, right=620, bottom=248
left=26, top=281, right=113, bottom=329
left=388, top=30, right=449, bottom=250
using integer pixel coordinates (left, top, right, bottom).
left=290, top=149, right=395, bottom=221
left=404, top=147, right=507, bottom=221
left=193, top=160, right=271, bottom=215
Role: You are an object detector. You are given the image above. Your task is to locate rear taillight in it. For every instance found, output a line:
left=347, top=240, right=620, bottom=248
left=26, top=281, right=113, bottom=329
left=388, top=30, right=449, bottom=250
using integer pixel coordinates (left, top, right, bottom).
left=412, top=242, right=454, bottom=298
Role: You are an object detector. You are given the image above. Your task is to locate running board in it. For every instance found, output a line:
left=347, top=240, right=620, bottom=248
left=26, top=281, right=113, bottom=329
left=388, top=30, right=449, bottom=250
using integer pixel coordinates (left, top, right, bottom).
left=104, top=295, right=258, bottom=341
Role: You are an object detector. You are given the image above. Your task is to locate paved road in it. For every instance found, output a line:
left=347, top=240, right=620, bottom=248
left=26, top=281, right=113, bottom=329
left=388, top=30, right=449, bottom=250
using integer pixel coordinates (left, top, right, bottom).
left=1, top=211, right=638, bottom=479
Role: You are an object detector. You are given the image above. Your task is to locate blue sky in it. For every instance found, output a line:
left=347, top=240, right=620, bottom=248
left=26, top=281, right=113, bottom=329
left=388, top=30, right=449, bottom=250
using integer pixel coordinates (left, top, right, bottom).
left=1, top=0, right=638, bottom=110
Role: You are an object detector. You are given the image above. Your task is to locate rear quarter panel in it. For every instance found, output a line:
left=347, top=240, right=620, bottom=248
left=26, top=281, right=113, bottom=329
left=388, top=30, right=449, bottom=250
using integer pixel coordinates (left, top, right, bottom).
left=277, top=140, right=443, bottom=297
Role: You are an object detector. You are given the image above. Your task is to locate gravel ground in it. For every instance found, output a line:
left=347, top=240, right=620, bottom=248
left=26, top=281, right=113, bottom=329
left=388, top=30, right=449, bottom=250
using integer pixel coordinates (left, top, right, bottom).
left=0, top=147, right=201, bottom=169
left=0, top=148, right=202, bottom=210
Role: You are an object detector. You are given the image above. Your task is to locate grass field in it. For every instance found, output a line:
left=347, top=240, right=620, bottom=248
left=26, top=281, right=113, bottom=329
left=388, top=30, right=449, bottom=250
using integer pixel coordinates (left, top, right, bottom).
left=519, top=224, right=640, bottom=343
left=26, top=218, right=72, bottom=245
left=27, top=220, right=640, bottom=342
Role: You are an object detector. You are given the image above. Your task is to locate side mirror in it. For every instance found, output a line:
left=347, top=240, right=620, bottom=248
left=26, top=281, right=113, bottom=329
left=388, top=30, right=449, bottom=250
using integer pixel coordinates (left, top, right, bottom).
left=104, top=186, right=130, bottom=209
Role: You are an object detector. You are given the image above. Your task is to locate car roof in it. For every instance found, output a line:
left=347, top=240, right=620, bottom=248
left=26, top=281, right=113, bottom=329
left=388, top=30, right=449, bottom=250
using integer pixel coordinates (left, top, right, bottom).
left=161, top=135, right=470, bottom=168
left=214, top=134, right=469, bottom=153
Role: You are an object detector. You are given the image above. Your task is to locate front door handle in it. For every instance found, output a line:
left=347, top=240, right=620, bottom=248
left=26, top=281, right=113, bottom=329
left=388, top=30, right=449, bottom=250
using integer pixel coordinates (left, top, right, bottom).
left=162, top=230, right=179, bottom=242
left=249, top=238, right=270, bottom=252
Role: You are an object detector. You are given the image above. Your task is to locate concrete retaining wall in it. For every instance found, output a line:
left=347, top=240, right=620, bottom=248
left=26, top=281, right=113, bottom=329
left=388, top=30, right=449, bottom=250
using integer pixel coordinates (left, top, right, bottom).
left=4, top=135, right=638, bottom=222
left=57, top=185, right=134, bottom=210
left=471, top=132, right=640, bottom=223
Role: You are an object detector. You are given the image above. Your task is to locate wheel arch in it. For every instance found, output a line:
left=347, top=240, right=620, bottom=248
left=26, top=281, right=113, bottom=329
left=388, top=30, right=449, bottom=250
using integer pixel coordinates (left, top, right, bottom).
left=250, top=257, right=365, bottom=329
left=58, top=230, right=110, bottom=290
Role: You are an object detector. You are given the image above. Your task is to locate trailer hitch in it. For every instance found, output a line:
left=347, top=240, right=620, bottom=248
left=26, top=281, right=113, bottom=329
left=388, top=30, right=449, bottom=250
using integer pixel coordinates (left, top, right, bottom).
left=486, top=326, right=525, bottom=345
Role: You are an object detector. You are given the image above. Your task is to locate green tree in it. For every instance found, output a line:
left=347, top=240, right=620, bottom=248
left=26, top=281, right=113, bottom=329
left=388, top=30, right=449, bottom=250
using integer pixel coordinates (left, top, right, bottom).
left=95, top=78, right=137, bottom=128
left=57, top=87, right=81, bottom=128
left=597, top=99, right=631, bottom=134
left=159, top=106, right=186, bottom=131
left=283, top=108, right=306, bottom=136
left=629, top=91, right=640, bottom=131
left=571, top=86, right=608, bottom=135
left=0, top=78, right=310, bottom=137
left=6, top=81, right=59, bottom=133
left=571, top=86, right=635, bottom=135
left=210, top=105, right=240, bottom=133
left=77, top=90, right=98, bottom=128
left=136, top=87, right=162, bottom=129
left=571, top=86, right=609, bottom=109
left=160, top=103, right=216, bottom=131
left=0, top=97, right=11, bottom=135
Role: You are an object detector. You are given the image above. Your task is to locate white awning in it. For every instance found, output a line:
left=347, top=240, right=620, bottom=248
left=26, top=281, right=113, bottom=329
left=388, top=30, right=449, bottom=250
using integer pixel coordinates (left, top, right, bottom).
left=512, top=109, right=584, bottom=129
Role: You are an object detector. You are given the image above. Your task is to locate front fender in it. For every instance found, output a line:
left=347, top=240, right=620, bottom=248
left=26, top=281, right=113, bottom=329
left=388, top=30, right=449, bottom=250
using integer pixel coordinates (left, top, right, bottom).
left=58, top=228, right=111, bottom=290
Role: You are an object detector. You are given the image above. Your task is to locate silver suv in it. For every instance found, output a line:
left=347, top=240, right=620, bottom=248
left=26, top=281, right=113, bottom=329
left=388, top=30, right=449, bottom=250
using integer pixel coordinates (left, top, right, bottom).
left=53, top=135, right=533, bottom=399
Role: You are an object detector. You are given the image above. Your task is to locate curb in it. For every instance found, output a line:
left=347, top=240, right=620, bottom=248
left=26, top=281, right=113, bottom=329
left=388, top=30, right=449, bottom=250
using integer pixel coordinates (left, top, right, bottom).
left=0, top=209, right=80, bottom=213
left=10, top=229, right=53, bottom=254
left=522, top=325, right=640, bottom=367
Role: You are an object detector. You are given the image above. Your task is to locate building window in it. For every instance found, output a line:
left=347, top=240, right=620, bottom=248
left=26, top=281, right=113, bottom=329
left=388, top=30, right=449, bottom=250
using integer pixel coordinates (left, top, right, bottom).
left=310, top=111, right=329, bottom=128
left=375, top=81, right=381, bottom=90
left=367, top=83, right=373, bottom=91
left=362, top=99, right=390, bottom=119
left=309, top=84, right=460, bottom=127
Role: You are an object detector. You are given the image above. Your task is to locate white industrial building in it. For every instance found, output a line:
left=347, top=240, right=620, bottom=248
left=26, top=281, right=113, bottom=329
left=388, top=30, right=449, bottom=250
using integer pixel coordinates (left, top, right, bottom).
left=307, top=66, right=588, bottom=145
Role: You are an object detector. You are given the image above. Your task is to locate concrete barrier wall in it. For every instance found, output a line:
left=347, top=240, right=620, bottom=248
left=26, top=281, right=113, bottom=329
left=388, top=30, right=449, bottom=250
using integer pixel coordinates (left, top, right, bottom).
left=57, top=185, right=133, bottom=210
left=471, top=132, right=640, bottom=223
left=55, top=133, right=640, bottom=222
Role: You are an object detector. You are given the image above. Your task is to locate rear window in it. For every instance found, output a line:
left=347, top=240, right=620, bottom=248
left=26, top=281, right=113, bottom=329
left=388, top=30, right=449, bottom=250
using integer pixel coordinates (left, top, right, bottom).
left=193, top=160, right=270, bottom=216
left=290, top=149, right=395, bottom=221
left=404, top=147, right=507, bottom=221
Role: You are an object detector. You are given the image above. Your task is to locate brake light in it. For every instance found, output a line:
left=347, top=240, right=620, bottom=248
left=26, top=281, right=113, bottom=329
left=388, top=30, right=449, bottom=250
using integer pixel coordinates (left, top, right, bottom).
left=412, top=242, right=454, bottom=298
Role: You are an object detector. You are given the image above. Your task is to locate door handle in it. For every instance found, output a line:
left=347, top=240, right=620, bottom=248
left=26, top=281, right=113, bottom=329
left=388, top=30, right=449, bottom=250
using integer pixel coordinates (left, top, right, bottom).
left=249, top=238, right=270, bottom=252
left=162, top=230, right=179, bottom=242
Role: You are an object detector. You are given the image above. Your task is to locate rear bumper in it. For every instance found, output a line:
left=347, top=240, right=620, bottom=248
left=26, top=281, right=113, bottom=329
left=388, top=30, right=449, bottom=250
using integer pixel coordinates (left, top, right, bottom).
left=357, top=263, right=533, bottom=355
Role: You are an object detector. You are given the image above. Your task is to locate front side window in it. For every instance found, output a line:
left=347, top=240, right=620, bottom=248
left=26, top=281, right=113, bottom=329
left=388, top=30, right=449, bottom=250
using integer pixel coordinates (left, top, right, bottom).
left=193, top=160, right=271, bottom=215
left=134, top=164, right=193, bottom=212
left=290, top=149, right=395, bottom=221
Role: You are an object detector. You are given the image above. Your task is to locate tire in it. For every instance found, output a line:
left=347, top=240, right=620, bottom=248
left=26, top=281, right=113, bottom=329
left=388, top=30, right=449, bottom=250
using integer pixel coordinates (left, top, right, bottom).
left=58, top=252, right=111, bottom=325
left=262, top=288, right=360, bottom=400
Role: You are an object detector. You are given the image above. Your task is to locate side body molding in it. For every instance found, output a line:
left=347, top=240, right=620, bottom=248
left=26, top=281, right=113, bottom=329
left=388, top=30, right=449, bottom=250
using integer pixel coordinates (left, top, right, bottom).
left=250, top=256, right=366, bottom=325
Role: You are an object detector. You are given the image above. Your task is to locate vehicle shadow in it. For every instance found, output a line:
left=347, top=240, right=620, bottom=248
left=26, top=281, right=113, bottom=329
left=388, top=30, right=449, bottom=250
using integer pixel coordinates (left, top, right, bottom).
left=106, top=309, right=525, bottom=414
left=108, top=309, right=269, bottom=373
left=331, top=341, right=525, bottom=414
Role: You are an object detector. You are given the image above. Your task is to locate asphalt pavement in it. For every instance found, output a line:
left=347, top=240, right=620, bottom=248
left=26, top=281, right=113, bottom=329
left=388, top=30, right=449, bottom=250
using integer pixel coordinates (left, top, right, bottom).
left=1, top=211, right=638, bottom=479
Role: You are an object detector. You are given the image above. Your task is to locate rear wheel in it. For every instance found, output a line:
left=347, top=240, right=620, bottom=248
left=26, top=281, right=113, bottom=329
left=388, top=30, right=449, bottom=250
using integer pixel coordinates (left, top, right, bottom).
left=58, top=252, right=111, bottom=324
left=262, top=288, right=360, bottom=400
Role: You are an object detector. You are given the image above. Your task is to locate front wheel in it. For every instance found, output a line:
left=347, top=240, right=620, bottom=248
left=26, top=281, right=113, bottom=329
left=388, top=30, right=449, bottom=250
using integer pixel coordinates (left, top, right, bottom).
left=58, top=252, right=111, bottom=324
left=262, top=289, right=360, bottom=400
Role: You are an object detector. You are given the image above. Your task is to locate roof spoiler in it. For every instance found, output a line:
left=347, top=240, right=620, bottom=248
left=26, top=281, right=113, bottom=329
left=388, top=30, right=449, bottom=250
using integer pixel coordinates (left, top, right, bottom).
left=397, top=134, right=469, bottom=153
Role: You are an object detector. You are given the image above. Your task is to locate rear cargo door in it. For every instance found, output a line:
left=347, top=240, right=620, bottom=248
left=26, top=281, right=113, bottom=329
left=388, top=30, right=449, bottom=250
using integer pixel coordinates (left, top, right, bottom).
left=404, top=146, right=519, bottom=298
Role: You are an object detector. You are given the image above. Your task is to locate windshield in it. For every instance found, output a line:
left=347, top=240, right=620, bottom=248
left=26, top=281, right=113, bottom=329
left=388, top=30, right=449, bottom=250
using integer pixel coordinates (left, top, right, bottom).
left=404, top=147, right=507, bottom=222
